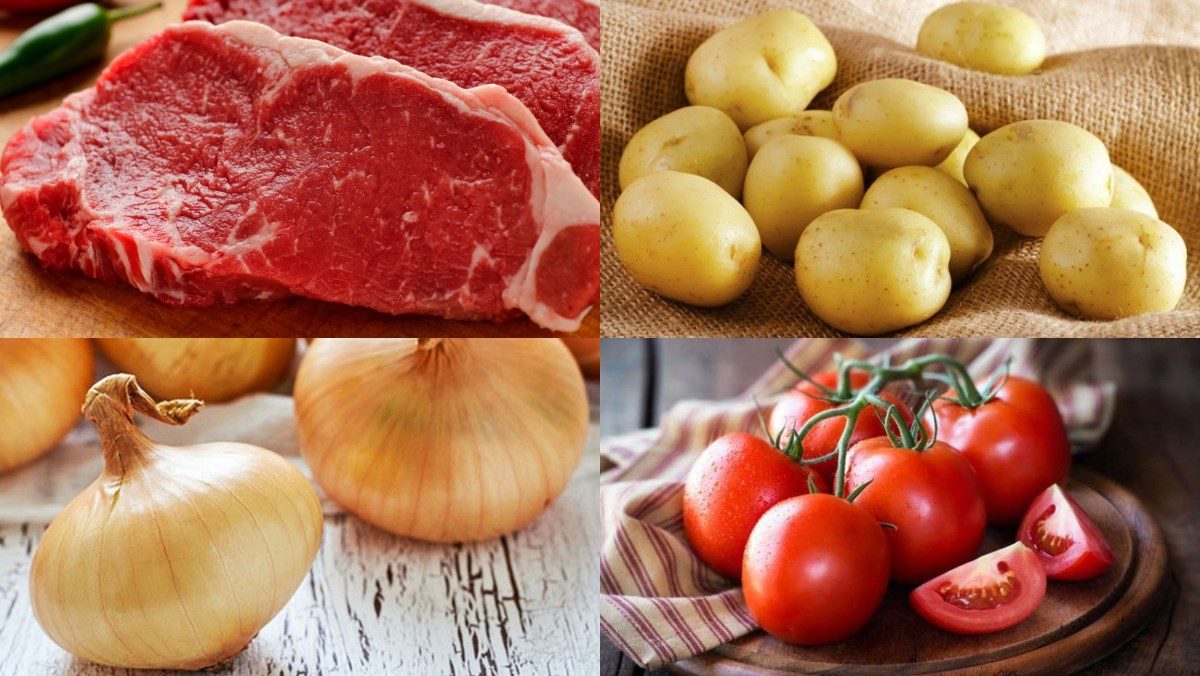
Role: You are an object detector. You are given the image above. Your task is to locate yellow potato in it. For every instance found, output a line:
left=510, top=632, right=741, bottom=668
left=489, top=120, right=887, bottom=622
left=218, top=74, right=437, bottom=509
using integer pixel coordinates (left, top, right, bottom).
left=861, top=166, right=992, bottom=284
left=744, top=136, right=864, bottom=261
left=794, top=208, right=952, bottom=335
left=685, top=9, right=837, bottom=130
left=917, top=2, right=1046, bottom=75
left=1111, top=165, right=1159, bottom=218
left=833, top=79, right=969, bottom=168
left=613, top=172, right=761, bottom=307
left=964, top=120, right=1113, bottom=237
left=1039, top=208, right=1186, bottom=319
left=933, top=128, right=980, bottom=185
left=619, top=106, right=748, bottom=198
left=743, top=111, right=839, bottom=159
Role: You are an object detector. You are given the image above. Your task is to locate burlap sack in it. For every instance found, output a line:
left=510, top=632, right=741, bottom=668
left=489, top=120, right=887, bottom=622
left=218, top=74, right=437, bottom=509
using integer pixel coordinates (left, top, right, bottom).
left=601, top=0, right=1200, bottom=337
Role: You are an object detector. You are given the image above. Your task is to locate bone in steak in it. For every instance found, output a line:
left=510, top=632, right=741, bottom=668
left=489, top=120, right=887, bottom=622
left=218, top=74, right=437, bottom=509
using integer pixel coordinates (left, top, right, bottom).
left=0, top=21, right=600, bottom=331
left=478, top=0, right=599, bottom=49
left=184, top=0, right=601, bottom=197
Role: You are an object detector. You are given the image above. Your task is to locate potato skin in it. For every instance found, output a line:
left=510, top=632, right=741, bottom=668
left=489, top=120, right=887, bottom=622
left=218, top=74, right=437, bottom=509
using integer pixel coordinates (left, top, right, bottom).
left=744, top=136, right=864, bottom=261
left=743, top=110, right=839, bottom=159
left=833, top=79, right=969, bottom=168
left=964, top=120, right=1114, bottom=237
left=861, top=166, right=992, bottom=285
left=619, top=106, right=749, bottom=198
left=1039, top=208, right=1186, bottom=320
left=917, top=2, right=1046, bottom=75
left=685, top=9, right=836, bottom=130
left=794, top=207, right=952, bottom=335
left=933, top=128, right=980, bottom=185
left=1110, top=165, right=1159, bottom=218
left=613, top=172, right=761, bottom=307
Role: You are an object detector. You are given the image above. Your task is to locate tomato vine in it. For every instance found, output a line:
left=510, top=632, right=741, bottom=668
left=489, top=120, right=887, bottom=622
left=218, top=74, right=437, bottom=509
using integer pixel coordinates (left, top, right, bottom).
left=771, top=352, right=1005, bottom=499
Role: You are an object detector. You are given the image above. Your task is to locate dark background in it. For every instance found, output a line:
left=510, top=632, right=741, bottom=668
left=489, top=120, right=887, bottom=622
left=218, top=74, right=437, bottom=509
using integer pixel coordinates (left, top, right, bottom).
left=600, top=339, right=1197, bottom=675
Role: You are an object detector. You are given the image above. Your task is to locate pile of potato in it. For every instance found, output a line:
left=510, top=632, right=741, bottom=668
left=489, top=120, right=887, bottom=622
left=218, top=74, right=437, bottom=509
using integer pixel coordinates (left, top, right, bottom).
left=612, top=2, right=1187, bottom=335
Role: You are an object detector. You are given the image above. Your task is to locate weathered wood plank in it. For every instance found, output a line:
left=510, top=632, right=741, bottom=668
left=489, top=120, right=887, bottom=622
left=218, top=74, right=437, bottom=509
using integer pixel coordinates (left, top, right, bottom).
left=599, top=339, right=649, bottom=440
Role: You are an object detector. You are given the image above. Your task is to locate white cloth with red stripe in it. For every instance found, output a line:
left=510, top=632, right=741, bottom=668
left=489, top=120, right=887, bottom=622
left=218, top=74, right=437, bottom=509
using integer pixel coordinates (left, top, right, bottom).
left=599, top=338, right=1117, bottom=669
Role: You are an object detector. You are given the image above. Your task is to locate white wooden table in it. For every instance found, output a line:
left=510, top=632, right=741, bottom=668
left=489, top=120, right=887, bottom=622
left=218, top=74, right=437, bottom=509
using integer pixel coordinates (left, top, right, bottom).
left=0, top=375, right=599, bottom=675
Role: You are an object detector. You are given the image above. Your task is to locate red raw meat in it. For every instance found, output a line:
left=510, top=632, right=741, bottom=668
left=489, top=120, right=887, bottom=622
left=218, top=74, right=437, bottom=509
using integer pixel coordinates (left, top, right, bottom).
left=184, top=0, right=601, bottom=197
left=479, top=0, right=599, bottom=49
left=0, top=21, right=599, bottom=331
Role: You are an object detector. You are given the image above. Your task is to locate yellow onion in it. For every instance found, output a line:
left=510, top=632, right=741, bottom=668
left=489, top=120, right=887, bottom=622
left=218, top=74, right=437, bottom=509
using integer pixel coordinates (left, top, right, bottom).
left=295, top=338, right=588, bottom=542
left=96, top=338, right=296, bottom=402
left=561, top=336, right=601, bottom=378
left=0, top=339, right=93, bottom=473
left=30, top=374, right=322, bottom=670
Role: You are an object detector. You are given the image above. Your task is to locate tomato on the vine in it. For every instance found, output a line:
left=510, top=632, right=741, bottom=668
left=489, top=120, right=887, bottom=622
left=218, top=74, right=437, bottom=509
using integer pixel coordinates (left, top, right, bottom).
left=682, top=432, right=825, bottom=579
left=1018, top=484, right=1114, bottom=581
left=910, top=542, right=1046, bottom=635
left=845, top=437, right=987, bottom=584
left=929, top=376, right=1072, bottom=525
left=742, top=493, right=890, bottom=645
left=770, top=371, right=907, bottom=483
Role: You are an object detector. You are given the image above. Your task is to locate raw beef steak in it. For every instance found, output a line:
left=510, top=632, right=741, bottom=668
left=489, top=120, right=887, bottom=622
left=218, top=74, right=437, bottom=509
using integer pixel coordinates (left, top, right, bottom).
left=0, top=21, right=600, bottom=331
left=479, top=0, right=599, bottom=49
left=184, top=0, right=601, bottom=197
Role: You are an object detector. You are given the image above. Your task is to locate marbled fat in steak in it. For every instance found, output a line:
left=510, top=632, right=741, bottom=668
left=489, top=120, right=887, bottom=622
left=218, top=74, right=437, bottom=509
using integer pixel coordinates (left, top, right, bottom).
left=184, top=0, right=601, bottom=197
left=0, top=21, right=599, bottom=331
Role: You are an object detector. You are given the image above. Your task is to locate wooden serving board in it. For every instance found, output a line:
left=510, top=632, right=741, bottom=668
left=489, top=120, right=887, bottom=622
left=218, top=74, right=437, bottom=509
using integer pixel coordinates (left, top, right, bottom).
left=671, top=468, right=1170, bottom=675
left=0, top=1, right=598, bottom=337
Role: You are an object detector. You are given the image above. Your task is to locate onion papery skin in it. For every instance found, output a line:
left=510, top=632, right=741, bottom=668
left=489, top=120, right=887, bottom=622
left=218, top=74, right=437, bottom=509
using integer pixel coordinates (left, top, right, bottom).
left=29, top=376, right=323, bottom=670
left=0, top=339, right=93, bottom=473
left=96, top=338, right=296, bottom=403
left=295, top=338, right=589, bottom=542
left=561, top=337, right=601, bottom=378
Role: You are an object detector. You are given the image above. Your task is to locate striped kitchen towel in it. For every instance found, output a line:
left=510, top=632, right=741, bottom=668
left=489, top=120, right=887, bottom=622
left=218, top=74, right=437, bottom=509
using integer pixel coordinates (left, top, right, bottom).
left=599, top=338, right=1117, bottom=669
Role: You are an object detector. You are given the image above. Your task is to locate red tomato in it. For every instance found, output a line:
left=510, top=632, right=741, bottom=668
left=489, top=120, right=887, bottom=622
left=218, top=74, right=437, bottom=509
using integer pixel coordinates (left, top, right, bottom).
left=1018, top=484, right=1114, bottom=581
left=910, top=542, right=1047, bottom=635
left=682, top=433, right=825, bottom=579
left=845, top=438, right=987, bottom=584
left=742, top=493, right=890, bottom=645
left=769, top=371, right=906, bottom=483
left=929, top=376, right=1072, bottom=525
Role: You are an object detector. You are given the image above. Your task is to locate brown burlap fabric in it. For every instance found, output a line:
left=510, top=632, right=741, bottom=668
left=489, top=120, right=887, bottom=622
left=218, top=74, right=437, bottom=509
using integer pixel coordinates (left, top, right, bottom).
left=601, top=0, right=1200, bottom=337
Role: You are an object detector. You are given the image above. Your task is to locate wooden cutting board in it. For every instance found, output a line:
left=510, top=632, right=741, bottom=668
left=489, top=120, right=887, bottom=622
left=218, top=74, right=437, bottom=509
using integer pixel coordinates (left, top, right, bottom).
left=0, top=1, right=598, bottom=337
left=670, top=469, right=1171, bottom=675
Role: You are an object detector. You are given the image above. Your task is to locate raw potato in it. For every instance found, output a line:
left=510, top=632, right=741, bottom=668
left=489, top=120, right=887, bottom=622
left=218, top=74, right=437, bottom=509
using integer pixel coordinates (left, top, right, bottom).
left=861, top=167, right=992, bottom=284
left=917, top=2, right=1047, bottom=75
left=744, top=136, right=864, bottom=260
left=1039, top=208, right=1186, bottom=320
left=685, top=9, right=837, bottom=129
left=619, top=106, right=748, bottom=198
left=833, top=79, right=969, bottom=168
left=613, top=172, right=761, bottom=306
left=1111, top=165, right=1158, bottom=218
left=933, top=128, right=980, bottom=185
left=794, top=208, right=952, bottom=335
left=744, top=111, right=839, bottom=159
left=964, top=120, right=1113, bottom=237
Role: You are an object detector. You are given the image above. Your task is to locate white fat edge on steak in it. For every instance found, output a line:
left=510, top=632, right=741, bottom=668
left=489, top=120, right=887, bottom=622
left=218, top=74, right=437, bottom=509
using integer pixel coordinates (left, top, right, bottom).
left=404, top=0, right=597, bottom=59
left=207, top=20, right=598, bottom=330
left=470, top=84, right=597, bottom=331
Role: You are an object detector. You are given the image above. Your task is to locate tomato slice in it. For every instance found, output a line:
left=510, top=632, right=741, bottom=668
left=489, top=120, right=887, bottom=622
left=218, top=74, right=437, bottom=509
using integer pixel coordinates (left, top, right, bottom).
left=910, top=542, right=1046, bottom=635
left=1018, top=484, right=1115, bottom=581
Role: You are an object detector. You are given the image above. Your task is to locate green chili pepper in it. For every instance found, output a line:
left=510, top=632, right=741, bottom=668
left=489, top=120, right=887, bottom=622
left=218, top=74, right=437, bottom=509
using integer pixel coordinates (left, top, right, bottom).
left=0, top=1, right=162, bottom=99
